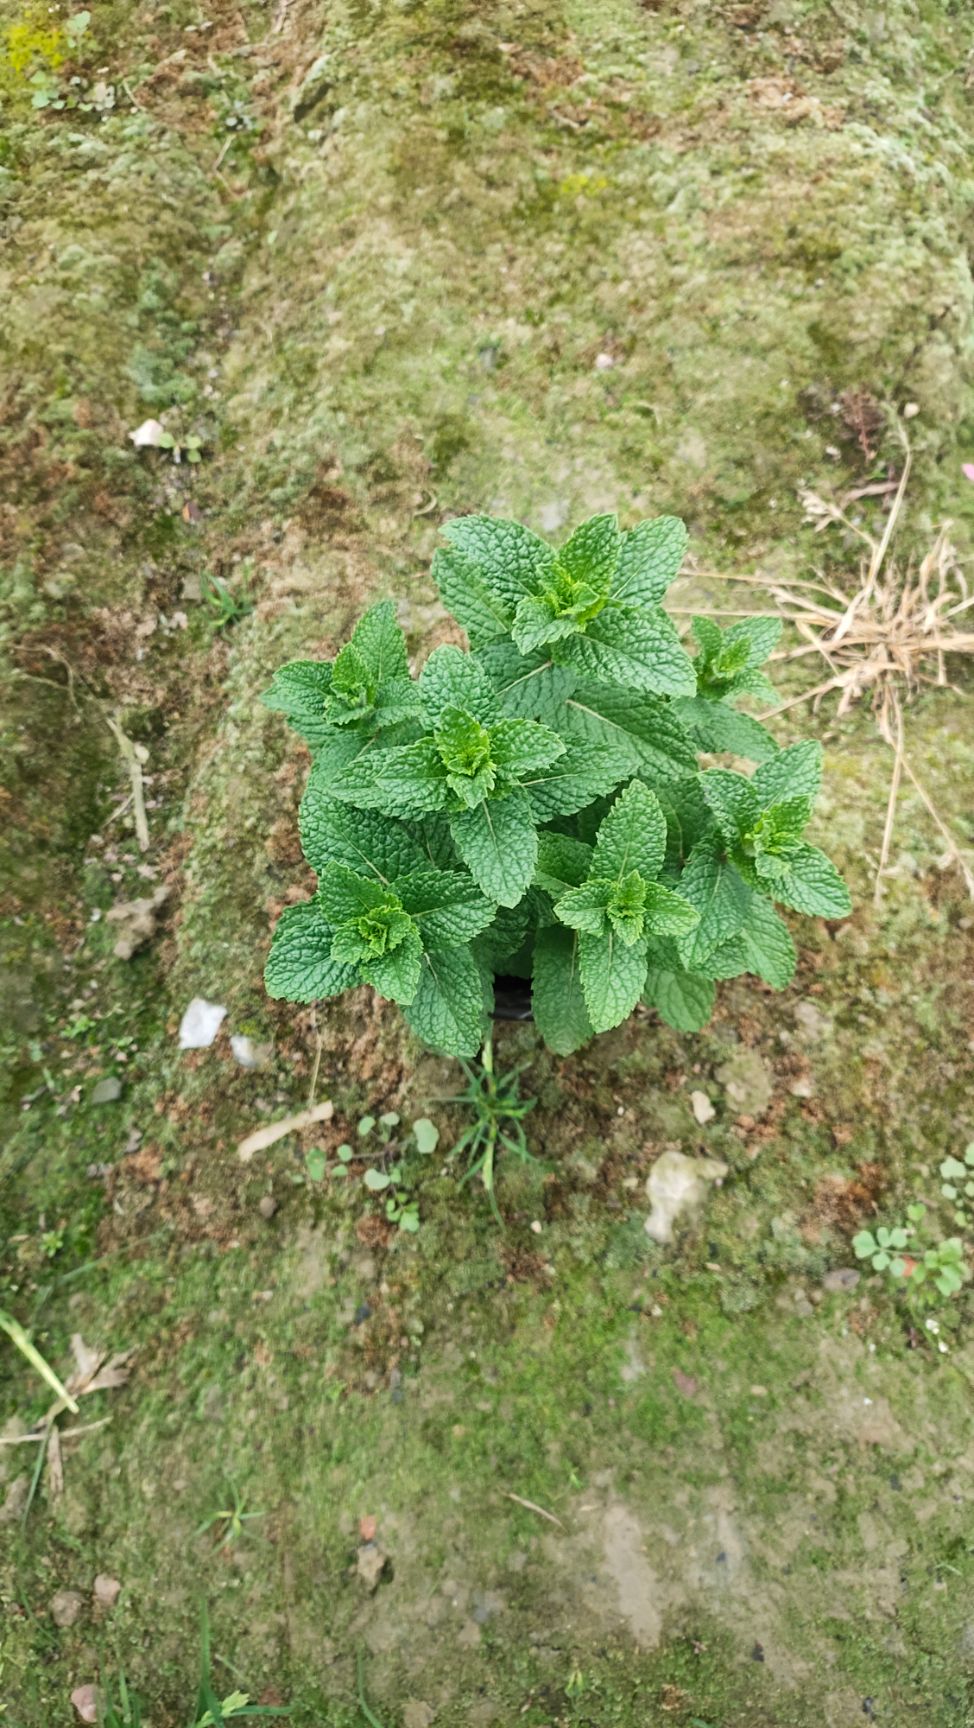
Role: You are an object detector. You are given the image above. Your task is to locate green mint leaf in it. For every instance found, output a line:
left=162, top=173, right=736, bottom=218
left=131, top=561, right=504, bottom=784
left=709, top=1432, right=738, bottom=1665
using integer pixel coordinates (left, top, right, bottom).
left=643, top=965, right=715, bottom=1032
left=407, top=814, right=460, bottom=870
left=404, top=947, right=488, bottom=1057
left=765, top=843, right=851, bottom=918
left=359, top=923, right=423, bottom=1004
left=672, top=696, right=779, bottom=763
left=555, top=606, right=697, bottom=697
left=262, top=660, right=332, bottom=727
left=675, top=839, right=752, bottom=968
left=350, top=599, right=409, bottom=683
left=701, top=890, right=797, bottom=989
left=753, top=739, right=822, bottom=808
left=641, top=880, right=700, bottom=938
left=396, top=868, right=496, bottom=948
left=434, top=707, right=498, bottom=805
left=442, top=516, right=555, bottom=610
left=532, top=926, right=594, bottom=1055
left=299, top=795, right=426, bottom=883
left=265, top=902, right=358, bottom=1003
left=722, top=615, right=781, bottom=668
left=559, top=680, right=698, bottom=781
left=420, top=643, right=499, bottom=727
left=554, top=880, right=611, bottom=936
left=522, top=743, right=626, bottom=821
left=374, top=678, right=423, bottom=728
left=557, top=513, right=621, bottom=590
left=579, top=929, right=648, bottom=1033
left=431, top=546, right=513, bottom=646
left=691, top=616, right=723, bottom=662
left=611, top=516, right=688, bottom=607
left=339, top=740, right=450, bottom=816
left=489, top=718, right=565, bottom=777
left=450, top=789, right=538, bottom=907
left=317, top=861, right=391, bottom=927
left=476, top=641, right=577, bottom=722
left=328, top=642, right=375, bottom=723
left=657, top=778, right=714, bottom=869
left=511, top=594, right=579, bottom=656
left=534, top=832, right=593, bottom=896
left=593, top=780, right=667, bottom=884
left=700, top=769, right=761, bottom=846
left=474, top=898, right=532, bottom=969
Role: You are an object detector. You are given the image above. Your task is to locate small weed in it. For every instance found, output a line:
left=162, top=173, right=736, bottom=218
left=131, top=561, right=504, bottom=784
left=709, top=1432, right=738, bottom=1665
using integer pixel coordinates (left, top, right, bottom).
left=319, top=1113, right=440, bottom=1231
left=853, top=1203, right=969, bottom=1313
left=196, top=1484, right=266, bottom=1550
left=940, top=1143, right=974, bottom=1229
left=445, top=1036, right=537, bottom=1223
left=100, top=1605, right=288, bottom=1726
left=200, top=573, right=254, bottom=630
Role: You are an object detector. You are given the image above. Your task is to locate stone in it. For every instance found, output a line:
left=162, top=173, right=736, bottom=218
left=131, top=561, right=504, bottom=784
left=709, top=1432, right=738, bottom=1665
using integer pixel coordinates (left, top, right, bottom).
left=822, top=1267, right=861, bottom=1293
left=690, top=1089, right=715, bottom=1125
left=645, top=1151, right=729, bottom=1245
left=258, top=1194, right=278, bottom=1220
left=90, top=1077, right=122, bottom=1105
left=71, top=1686, right=100, bottom=1724
left=356, top=1542, right=389, bottom=1592
left=51, top=1589, right=84, bottom=1628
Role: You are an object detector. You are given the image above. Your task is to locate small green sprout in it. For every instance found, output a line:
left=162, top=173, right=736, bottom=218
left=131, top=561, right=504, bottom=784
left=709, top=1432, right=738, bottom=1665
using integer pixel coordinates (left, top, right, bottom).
left=940, top=1143, right=974, bottom=1228
left=196, top=1483, right=265, bottom=1549
left=853, top=1204, right=969, bottom=1313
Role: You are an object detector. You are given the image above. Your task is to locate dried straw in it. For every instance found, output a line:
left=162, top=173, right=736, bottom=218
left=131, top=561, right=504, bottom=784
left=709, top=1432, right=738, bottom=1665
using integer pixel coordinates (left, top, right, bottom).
left=691, top=433, right=974, bottom=900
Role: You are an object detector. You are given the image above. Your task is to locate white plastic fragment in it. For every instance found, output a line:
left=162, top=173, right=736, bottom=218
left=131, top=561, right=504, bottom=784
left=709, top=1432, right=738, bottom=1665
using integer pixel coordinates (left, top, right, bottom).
left=128, top=418, right=168, bottom=449
left=178, top=998, right=227, bottom=1049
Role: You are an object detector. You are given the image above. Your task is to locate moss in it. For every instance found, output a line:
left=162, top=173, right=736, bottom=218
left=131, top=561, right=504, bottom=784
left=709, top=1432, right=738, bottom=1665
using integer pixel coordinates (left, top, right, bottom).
left=3, top=0, right=974, bottom=1721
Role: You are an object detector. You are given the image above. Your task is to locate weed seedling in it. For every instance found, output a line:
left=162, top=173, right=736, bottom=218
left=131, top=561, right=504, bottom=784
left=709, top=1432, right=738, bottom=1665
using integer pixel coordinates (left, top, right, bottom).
left=940, top=1143, right=974, bottom=1229
left=200, top=573, right=253, bottom=630
left=854, top=1204, right=969, bottom=1313
left=446, top=1036, right=536, bottom=1223
left=196, top=1484, right=266, bottom=1550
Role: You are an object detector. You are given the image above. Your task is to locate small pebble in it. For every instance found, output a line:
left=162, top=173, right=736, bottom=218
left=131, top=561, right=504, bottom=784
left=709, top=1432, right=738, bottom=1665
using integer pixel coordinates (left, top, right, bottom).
left=257, top=1194, right=277, bottom=1220
left=50, top=1588, right=84, bottom=1628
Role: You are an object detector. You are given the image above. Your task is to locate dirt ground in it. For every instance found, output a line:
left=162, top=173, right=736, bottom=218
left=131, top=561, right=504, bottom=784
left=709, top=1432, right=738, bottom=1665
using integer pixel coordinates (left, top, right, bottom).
left=3, top=2, right=974, bottom=1723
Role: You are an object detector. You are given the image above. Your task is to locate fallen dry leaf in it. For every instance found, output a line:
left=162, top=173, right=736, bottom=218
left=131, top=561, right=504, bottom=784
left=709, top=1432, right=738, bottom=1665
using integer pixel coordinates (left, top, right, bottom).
left=66, top=1336, right=134, bottom=1401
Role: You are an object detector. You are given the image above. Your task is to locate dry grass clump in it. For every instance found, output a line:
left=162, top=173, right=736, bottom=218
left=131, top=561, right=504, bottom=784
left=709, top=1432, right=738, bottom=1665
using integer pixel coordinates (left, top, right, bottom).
left=699, top=439, right=974, bottom=899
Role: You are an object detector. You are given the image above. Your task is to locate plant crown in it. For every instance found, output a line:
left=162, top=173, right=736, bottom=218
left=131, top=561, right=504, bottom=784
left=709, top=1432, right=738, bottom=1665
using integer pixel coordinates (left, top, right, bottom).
left=264, top=513, right=850, bottom=1056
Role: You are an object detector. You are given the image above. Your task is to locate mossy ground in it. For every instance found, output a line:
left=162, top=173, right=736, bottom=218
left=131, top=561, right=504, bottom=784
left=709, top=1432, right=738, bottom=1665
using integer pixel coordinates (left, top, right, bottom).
left=2, top=1, right=974, bottom=1723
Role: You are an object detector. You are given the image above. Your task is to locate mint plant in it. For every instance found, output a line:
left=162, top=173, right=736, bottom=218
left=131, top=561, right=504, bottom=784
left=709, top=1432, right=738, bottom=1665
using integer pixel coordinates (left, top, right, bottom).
left=264, top=513, right=850, bottom=1059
